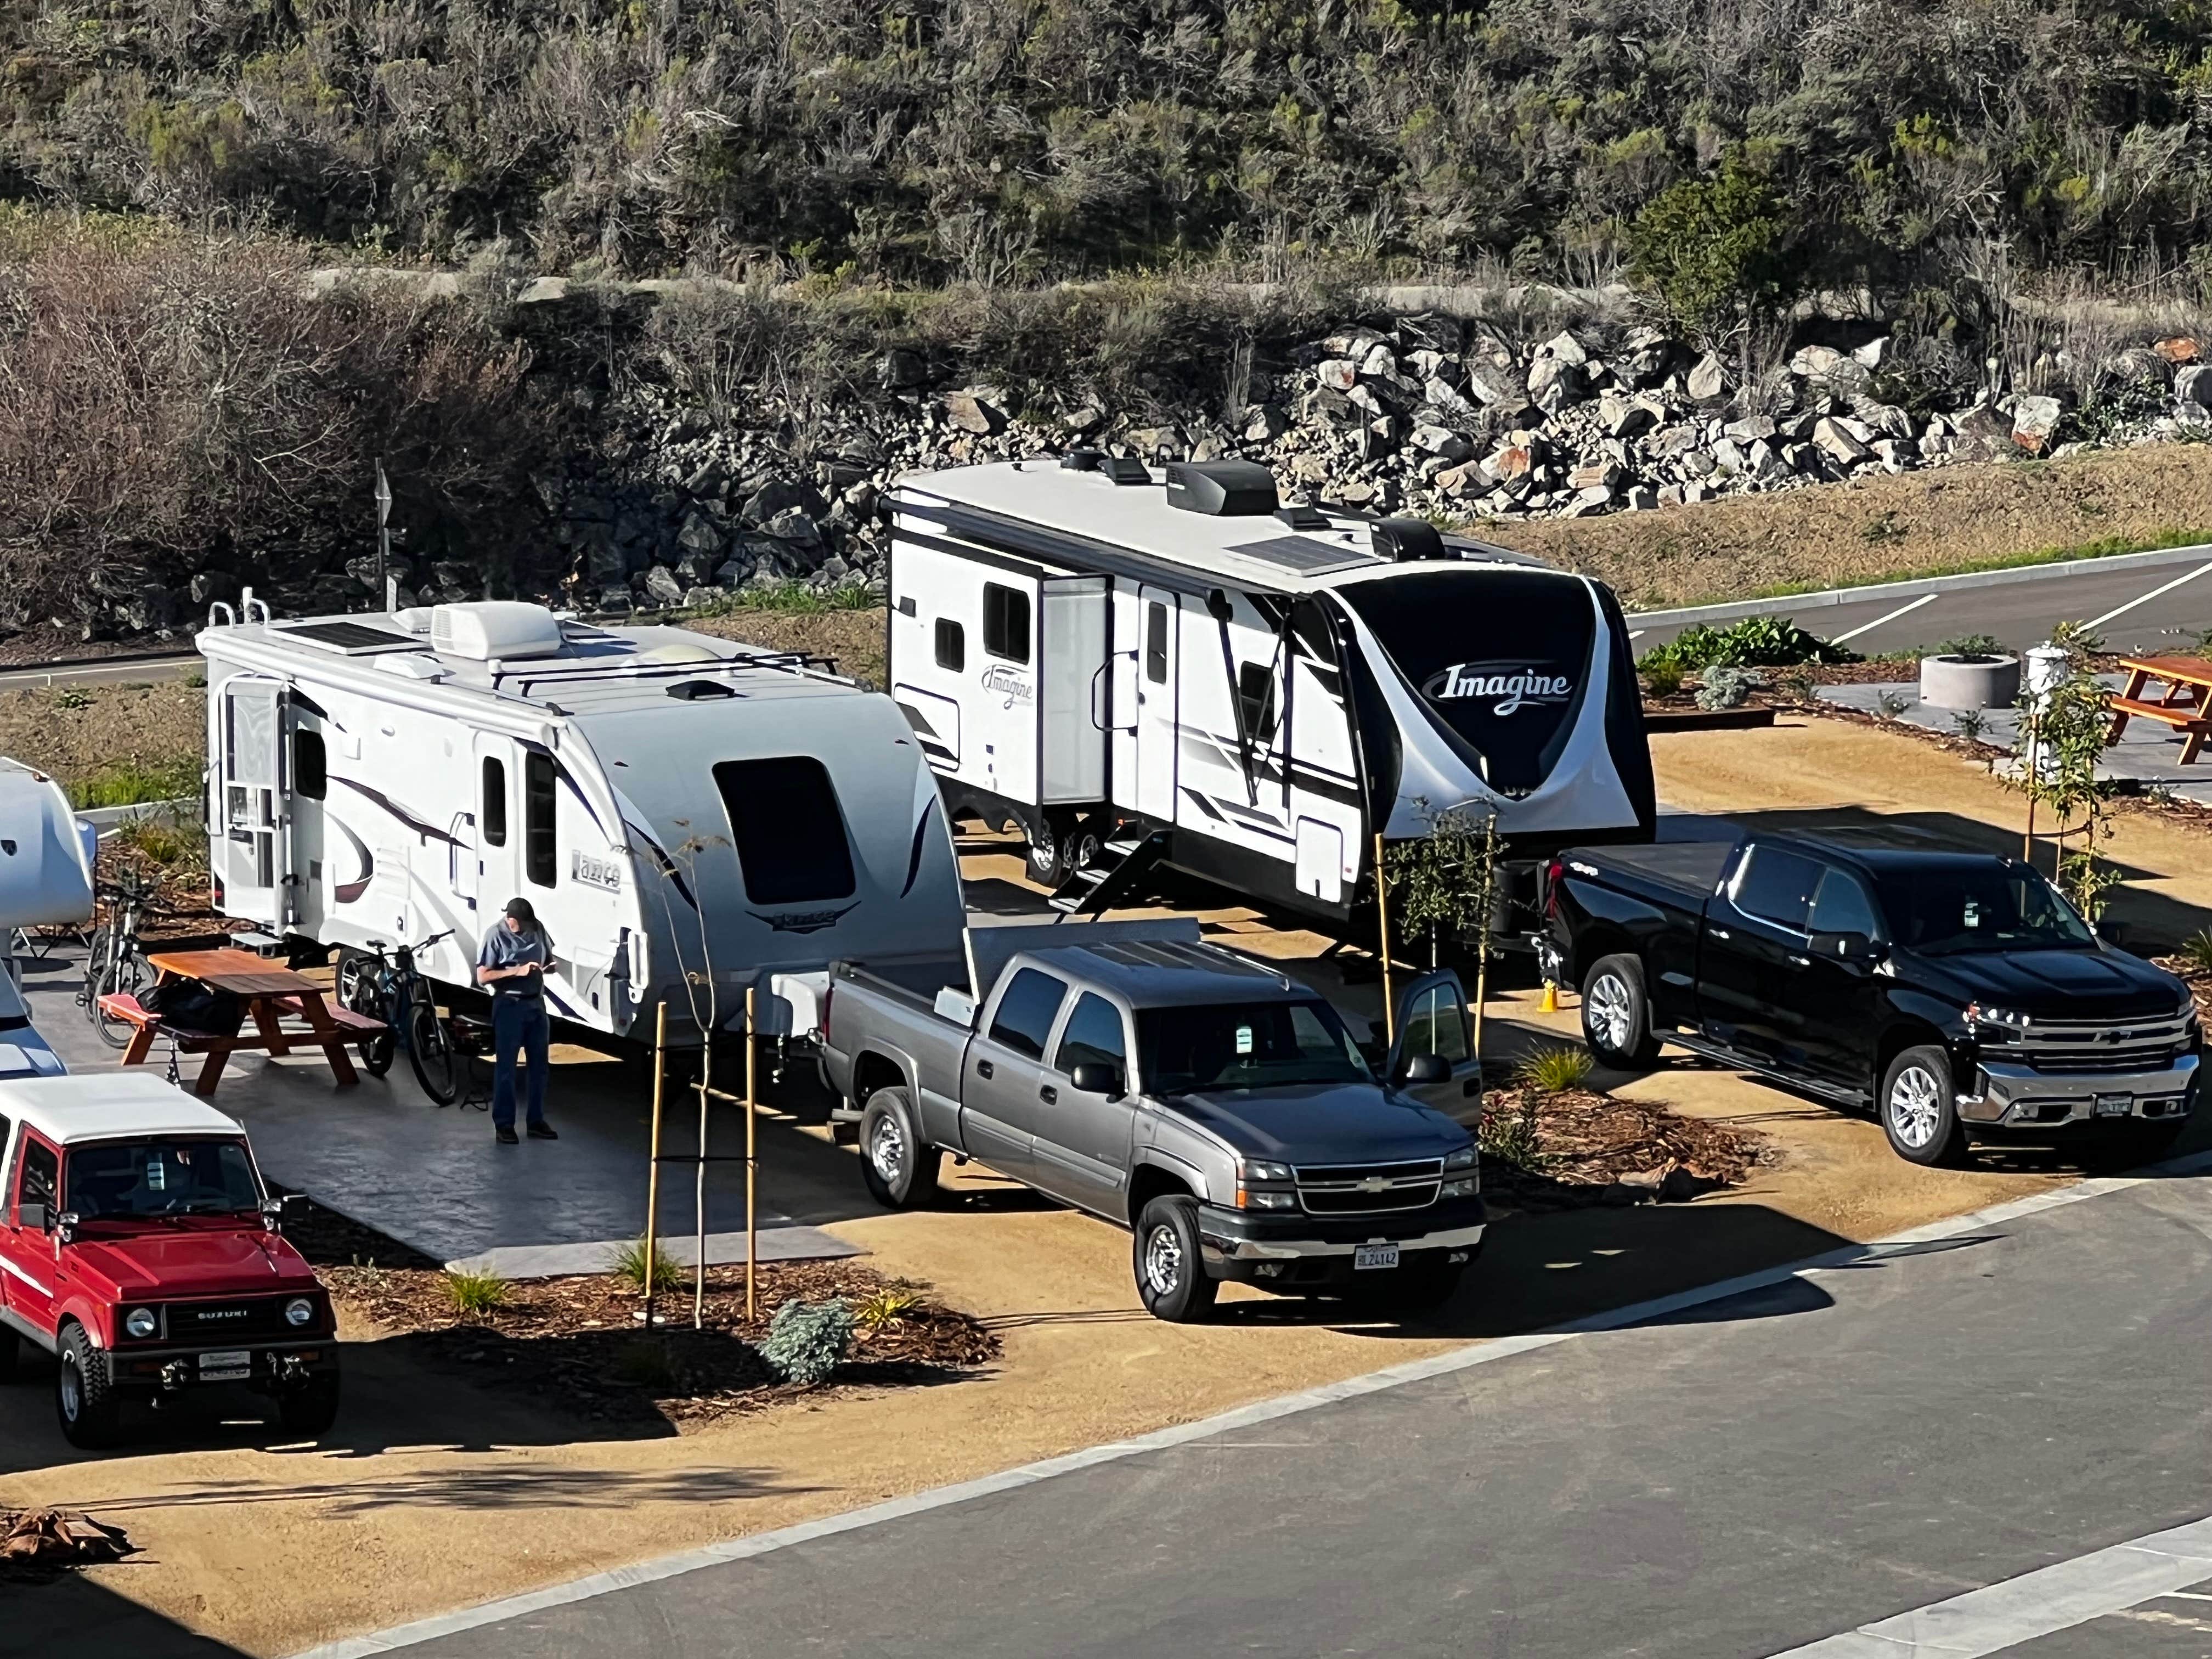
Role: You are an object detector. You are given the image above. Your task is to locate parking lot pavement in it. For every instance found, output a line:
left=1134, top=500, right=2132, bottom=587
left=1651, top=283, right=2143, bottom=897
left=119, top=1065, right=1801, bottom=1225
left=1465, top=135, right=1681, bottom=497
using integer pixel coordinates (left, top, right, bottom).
left=349, top=1156, right=2212, bottom=1659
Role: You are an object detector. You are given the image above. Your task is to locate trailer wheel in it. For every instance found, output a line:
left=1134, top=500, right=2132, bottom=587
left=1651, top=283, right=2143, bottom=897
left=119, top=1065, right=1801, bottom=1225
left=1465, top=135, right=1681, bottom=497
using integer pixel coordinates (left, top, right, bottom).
left=1025, top=816, right=1070, bottom=885
left=1581, top=955, right=1660, bottom=1068
left=859, top=1087, right=940, bottom=1209
left=1881, top=1045, right=1968, bottom=1167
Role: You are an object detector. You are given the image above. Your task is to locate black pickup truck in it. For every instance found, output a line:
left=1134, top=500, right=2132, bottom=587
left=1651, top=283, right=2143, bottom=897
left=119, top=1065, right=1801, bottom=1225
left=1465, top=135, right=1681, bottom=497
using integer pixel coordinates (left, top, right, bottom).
left=1542, top=833, right=2202, bottom=1165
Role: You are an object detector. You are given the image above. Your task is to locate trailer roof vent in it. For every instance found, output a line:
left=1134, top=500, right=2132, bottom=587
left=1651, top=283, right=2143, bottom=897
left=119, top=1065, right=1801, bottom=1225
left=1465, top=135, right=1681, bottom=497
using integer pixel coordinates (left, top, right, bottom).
left=1098, top=455, right=1151, bottom=485
left=1060, top=448, right=1103, bottom=472
left=1164, top=460, right=1279, bottom=517
left=1370, top=518, right=1456, bottom=563
left=667, top=679, right=739, bottom=701
left=431, top=601, right=567, bottom=662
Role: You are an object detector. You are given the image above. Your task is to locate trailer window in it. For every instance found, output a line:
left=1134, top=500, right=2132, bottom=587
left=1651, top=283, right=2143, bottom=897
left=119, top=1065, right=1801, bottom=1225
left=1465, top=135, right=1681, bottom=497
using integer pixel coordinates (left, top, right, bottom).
left=1236, top=663, right=1279, bottom=744
left=983, top=584, right=1030, bottom=664
left=1146, top=603, right=1170, bottom=684
left=713, top=756, right=857, bottom=906
left=482, top=758, right=507, bottom=848
left=935, top=618, right=966, bottom=673
left=292, top=729, right=326, bottom=800
left=523, top=752, right=557, bottom=887
left=988, top=968, right=1068, bottom=1061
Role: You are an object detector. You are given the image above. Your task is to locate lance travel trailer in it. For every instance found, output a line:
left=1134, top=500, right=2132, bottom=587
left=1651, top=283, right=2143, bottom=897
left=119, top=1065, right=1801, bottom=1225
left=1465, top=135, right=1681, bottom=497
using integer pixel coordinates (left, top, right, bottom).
left=884, top=456, right=1655, bottom=924
left=196, top=599, right=966, bottom=1040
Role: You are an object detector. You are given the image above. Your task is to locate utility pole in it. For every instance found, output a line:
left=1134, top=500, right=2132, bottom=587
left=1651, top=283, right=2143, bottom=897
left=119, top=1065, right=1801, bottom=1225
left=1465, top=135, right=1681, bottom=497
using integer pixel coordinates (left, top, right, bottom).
left=374, top=458, right=393, bottom=611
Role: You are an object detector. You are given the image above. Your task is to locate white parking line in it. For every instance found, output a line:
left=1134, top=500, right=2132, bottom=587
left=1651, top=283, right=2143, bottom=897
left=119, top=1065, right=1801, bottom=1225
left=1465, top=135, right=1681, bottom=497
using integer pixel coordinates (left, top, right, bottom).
left=1767, top=1514, right=2212, bottom=1657
left=2084, top=560, right=2212, bottom=631
left=293, top=1152, right=2212, bottom=1658
left=1827, top=590, right=1938, bottom=646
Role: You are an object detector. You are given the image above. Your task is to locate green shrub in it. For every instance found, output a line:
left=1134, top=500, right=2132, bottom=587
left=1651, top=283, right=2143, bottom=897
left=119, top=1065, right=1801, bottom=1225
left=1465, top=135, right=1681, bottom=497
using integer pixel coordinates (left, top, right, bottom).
left=69, top=755, right=201, bottom=809
left=854, top=1288, right=924, bottom=1331
left=1640, top=659, right=1684, bottom=698
left=1626, top=151, right=1795, bottom=341
left=608, top=1236, right=684, bottom=1293
left=2179, top=930, right=2212, bottom=978
left=759, top=1297, right=854, bottom=1386
left=1934, top=634, right=2004, bottom=657
left=1517, top=1046, right=1595, bottom=1093
left=682, top=582, right=878, bottom=617
left=1640, top=616, right=1859, bottom=678
left=1478, top=1092, right=1554, bottom=1172
left=443, top=1268, right=509, bottom=1316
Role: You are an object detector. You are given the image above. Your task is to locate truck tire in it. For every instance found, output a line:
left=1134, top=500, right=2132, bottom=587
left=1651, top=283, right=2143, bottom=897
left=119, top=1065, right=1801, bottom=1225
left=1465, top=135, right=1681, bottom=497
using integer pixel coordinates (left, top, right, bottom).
left=1581, top=954, right=1660, bottom=1068
left=277, top=1371, right=342, bottom=1438
left=56, top=1323, right=123, bottom=1450
left=1881, top=1045, right=1968, bottom=1166
left=859, top=1088, right=941, bottom=1209
left=1133, top=1195, right=1218, bottom=1323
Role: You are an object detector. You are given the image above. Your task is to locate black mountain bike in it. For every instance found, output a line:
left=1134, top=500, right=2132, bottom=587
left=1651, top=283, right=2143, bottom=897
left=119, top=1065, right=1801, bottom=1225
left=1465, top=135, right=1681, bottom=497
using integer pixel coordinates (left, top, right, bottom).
left=78, top=872, right=169, bottom=1048
left=337, top=934, right=462, bottom=1105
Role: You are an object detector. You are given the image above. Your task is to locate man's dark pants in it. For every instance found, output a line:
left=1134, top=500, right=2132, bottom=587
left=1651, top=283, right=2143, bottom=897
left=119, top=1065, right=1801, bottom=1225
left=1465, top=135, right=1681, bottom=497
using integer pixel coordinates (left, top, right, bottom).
left=491, top=996, right=549, bottom=1130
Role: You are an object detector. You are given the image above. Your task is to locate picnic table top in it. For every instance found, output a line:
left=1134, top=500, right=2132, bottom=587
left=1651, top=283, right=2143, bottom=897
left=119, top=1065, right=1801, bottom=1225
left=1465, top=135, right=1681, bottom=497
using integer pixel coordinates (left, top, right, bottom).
left=2118, top=654, right=2212, bottom=685
left=144, top=947, right=320, bottom=1000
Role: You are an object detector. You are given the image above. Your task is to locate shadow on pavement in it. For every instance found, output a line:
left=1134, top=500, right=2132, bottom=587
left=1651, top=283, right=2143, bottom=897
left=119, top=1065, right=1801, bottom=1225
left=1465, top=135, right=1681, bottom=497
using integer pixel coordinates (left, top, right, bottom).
left=0, top=1578, right=247, bottom=1658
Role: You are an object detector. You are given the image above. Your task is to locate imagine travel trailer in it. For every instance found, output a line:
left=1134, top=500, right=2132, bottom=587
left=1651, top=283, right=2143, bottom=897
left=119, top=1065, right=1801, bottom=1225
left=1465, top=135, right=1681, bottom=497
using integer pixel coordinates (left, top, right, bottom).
left=197, top=600, right=966, bottom=1039
left=885, top=456, right=1655, bottom=924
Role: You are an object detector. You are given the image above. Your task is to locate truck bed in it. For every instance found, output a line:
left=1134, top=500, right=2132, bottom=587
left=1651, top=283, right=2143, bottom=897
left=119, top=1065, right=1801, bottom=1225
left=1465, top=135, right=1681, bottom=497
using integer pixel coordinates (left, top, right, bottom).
left=1564, top=839, right=1735, bottom=911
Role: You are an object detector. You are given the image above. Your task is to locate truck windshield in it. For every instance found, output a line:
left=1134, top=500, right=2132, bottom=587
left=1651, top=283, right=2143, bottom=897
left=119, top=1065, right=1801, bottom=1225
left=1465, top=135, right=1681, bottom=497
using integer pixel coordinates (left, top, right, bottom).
left=1335, top=568, right=1594, bottom=795
left=1875, top=866, right=2097, bottom=955
left=65, top=1139, right=263, bottom=1220
left=1139, top=1001, right=1373, bottom=1094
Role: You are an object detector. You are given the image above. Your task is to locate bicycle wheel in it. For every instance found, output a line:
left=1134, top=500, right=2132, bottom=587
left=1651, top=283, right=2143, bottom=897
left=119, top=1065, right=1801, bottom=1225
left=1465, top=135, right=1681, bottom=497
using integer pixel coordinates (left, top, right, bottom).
left=78, top=924, right=112, bottom=1019
left=341, top=961, right=396, bottom=1076
left=89, top=949, right=146, bottom=1049
left=405, top=985, right=462, bottom=1105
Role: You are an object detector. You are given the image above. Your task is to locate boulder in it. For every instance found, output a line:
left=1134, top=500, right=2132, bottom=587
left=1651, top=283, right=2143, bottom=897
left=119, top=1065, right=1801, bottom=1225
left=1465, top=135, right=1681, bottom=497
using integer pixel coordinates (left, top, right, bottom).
left=1527, top=356, right=1585, bottom=411
left=1423, top=376, right=1481, bottom=422
left=713, top=555, right=757, bottom=589
left=1408, top=424, right=1471, bottom=461
left=1564, top=485, right=1614, bottom=516
left=1462, top=363, right=1526, bottom=407
left=1317, top=358, right=1359, bottom=392
left=681, top=458, right=728, bottom=501
left=1709, top=437, right=1748, bottom=475
left=1722, top=414, right=1776, bottom=443
left=1064, top=405, right=1105, bottom=436
left=1125, top=425, right=1186, bottom=460
left=1322, top=326, right=1389, bottom=359
left=676, top=510, right=725, bottom=558
left=1852, top=336, right=1892, bottom=369
left=1568, top=460, right=1628, bottom=492
left=1812, top=417, right=1871, bottom=465
left=943, top=390, right=1005, bottom=435
left=1623, top=484, right=1660, bottom=511
left=1407, top=348, right=1452, bottom=380
left=2176, top=364, right=2212, bottom=408
left=2155, top=337, right=2201, bottom=365
left=1686, top=353, right=1728, bottom=402
left=1599, top=394, right=1658, bottom=440
left=1358, top=342, right=1398, bottom=380
left=2011, top=395, right=2063, bottom=454
left=1432, top=461, right=1489, bottom=499
left=878, top=348, right=928, bottom=390
left=1538, top=330, right=1589, bottom=367
left=742, top=477, right=829, bottom=527
left=642, top=565, right=686, bottom=607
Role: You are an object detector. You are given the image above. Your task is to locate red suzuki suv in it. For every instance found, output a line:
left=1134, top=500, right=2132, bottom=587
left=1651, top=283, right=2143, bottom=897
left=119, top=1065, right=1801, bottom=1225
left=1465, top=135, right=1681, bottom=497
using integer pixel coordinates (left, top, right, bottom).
left=0, top=1074, right=340, bottom=1448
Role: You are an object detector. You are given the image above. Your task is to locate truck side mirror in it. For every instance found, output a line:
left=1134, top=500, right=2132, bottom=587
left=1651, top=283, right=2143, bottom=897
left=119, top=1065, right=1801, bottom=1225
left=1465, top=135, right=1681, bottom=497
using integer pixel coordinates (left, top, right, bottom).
left=1070, top=1062, right=1125, bottom=1099
left=1402, top=1052, right=1451, bottom=1085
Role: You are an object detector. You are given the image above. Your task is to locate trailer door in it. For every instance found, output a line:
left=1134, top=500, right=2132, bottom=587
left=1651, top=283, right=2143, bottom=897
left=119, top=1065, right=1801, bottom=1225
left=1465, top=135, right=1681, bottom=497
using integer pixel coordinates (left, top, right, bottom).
left=1133, top=587, right=1181, bottom=822
left=1040, top=576, right=1108, bottom=806
left=217, top=675, right=289, bottom=928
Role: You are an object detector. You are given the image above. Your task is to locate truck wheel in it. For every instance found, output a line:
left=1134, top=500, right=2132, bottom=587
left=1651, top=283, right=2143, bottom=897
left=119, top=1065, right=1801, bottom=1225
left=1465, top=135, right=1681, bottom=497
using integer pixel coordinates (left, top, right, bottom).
left=1881, top=1045, right=1968, bottom=1167
left=1133, top=1196, right=1218, bottom=1323
left=56, top=1323, right=123, bottom=1450
left=1581, top=955, right=1660, bottom=1068
left=859, top=1088, right=941, bottom=1209
left=277, top=1372, right=342, bottom=1438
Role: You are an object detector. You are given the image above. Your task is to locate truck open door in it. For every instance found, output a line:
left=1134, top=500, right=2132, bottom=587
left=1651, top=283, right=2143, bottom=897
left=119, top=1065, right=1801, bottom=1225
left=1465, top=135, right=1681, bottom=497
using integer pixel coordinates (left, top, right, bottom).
left=1387, top=969, right=1483, bottom=1124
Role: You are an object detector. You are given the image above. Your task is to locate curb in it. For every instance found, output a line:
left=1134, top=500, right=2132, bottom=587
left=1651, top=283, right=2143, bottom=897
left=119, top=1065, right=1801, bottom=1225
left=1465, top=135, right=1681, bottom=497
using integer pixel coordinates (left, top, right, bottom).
left=1627, top=539, right=2212, bottom=630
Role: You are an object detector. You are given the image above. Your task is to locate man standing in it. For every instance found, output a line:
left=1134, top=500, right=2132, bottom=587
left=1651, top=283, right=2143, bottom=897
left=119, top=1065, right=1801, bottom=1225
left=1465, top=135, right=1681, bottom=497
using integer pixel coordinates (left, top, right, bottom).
left=477, top=898, right=559, bottom=1146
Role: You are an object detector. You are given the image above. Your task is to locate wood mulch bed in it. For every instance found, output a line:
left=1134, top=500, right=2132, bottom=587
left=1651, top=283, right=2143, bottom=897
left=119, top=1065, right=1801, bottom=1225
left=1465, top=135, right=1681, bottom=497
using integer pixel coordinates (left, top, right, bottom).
left=321, top=1257, right=998, bottom=1428
left=1477, top=1084, right=1772, bottom=1215
left=2151, top=951, right=2212, bottom=1023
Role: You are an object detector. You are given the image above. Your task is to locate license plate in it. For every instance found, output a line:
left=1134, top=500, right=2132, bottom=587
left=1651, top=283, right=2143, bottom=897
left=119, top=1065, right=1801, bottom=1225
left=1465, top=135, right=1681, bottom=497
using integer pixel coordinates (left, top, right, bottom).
left=2094, top=1094, right=2133, bottom=1118
left=199, top=1349, right=251, bottom=1381
left=1352, top=1244, right=1400, bottom=1272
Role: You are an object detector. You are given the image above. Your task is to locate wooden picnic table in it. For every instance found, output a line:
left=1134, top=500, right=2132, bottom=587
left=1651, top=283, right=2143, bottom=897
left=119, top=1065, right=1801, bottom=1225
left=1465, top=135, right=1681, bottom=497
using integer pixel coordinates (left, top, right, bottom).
left=106, top=947, right=385, bottom=1097
left=2106, top=655, right=2212, bottom=765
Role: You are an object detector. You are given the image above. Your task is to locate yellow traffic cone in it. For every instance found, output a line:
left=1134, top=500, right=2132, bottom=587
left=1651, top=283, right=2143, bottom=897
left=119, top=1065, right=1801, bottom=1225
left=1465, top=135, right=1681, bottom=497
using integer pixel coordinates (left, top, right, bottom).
left=1539, top=980, right=1558, bottom=1014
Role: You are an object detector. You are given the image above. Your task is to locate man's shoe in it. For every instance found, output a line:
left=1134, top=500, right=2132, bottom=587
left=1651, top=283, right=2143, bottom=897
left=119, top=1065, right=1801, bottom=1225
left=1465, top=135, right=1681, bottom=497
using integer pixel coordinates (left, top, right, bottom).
left=496, top=1126, right=519, bottom=1145
left=527, top=1122, right=559, bottom=1141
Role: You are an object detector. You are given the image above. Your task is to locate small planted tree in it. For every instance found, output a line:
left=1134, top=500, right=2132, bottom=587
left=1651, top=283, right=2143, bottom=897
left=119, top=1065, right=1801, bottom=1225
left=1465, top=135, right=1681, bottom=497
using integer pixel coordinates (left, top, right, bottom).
left=1383, top=800, right=1505, bottom=1051
left=2009, top=622, right=2121, bottom=919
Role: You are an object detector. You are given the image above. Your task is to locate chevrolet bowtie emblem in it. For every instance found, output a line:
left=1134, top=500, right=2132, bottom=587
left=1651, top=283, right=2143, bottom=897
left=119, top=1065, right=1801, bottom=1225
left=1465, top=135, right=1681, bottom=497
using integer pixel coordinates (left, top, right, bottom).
left=1357, top=1176, right=1391, bottom=1192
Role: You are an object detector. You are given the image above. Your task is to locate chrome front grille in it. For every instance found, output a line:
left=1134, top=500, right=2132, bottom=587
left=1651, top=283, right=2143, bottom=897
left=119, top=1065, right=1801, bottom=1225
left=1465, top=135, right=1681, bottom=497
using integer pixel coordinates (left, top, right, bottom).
left=1294, top=1158, right=1443, bottom=1215
left=1983, top=1012, right=2196, bottom=1075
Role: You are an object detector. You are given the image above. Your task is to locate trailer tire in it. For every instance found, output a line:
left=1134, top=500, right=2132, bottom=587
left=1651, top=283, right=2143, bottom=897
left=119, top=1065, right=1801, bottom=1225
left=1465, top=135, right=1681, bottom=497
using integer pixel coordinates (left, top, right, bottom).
left=1881, top=1045, right=1968, bottom=1167
left=1581, top=955, right=1660, bottom=1068
left=1132, top=1196, right=1218, bottom=1323
left=1025, top=816, right=1070, bottom=886
left=859, top=1088, right=940, bottom=1209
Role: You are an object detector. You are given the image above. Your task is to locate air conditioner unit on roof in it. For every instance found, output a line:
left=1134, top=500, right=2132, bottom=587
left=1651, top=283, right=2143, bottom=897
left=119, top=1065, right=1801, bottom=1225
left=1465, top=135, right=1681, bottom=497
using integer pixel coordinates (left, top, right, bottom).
left=431, top=602, right=566, bottom=661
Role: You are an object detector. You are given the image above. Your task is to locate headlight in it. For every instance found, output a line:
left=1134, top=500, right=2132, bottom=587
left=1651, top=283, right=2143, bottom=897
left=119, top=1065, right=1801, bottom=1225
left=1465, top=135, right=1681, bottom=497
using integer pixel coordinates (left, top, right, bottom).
left=1239, top=1189, right=1297, bottom=1211
left=1443, top=1145, right=1477, bottom=1171
left=284, top=1297, right=315, bottom=1328
left=1441, top=1176, right=1480, bottom=1199
left=1967, top=1002, right=2031, bottom=1034
left=1240, top=1159, right=1293, bottom=1183
left=124, top=1307, right=157, bottom=1340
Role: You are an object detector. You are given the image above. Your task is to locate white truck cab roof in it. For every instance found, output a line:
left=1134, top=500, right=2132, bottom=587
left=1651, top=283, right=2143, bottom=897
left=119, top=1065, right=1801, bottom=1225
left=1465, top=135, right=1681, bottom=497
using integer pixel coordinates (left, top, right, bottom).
left=0, top=1074, right=246, bottom=1147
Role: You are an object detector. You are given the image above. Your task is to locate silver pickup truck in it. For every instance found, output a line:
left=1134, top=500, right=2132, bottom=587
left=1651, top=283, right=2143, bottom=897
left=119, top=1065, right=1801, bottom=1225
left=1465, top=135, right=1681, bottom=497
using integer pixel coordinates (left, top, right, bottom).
left=814, top=919, right=1488, bottom=1322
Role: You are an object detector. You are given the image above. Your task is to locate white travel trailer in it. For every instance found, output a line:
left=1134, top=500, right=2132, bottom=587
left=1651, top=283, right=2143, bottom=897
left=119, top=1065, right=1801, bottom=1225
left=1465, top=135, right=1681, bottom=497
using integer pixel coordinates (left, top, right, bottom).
left=196, top=600, right=966, bottom=1038
left=884, top=456, right=1655, bottom=924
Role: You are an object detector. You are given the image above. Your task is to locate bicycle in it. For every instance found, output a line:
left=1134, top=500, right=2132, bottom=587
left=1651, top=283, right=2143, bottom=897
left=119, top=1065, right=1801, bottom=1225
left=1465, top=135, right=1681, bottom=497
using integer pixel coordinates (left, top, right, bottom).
left=78, top=873, right=170, bottom=1048
left=337, top=933, right=463, bottom=1105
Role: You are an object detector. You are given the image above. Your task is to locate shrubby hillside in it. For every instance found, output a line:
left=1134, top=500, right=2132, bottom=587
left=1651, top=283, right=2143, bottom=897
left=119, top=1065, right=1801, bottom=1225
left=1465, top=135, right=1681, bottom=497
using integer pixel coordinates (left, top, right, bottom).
left=2, top=0, right=2209, bottom=307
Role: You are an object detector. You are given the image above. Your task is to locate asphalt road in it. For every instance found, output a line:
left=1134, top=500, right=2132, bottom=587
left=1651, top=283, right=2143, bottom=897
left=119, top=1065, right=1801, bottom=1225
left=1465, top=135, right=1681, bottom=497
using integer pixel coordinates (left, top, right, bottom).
left=1628, top=545, right=2212, bottom=658
left=0, top=651, right=199, bottom=693
left=336, top=1167, right=2212, bottom=1659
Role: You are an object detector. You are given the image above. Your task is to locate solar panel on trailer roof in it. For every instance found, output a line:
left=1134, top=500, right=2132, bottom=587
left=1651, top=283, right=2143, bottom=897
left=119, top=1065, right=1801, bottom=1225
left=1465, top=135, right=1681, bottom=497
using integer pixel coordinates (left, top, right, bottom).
left=1225, top=534, right=1386, bottom=577
left=270, top=619, right=416, bottom=652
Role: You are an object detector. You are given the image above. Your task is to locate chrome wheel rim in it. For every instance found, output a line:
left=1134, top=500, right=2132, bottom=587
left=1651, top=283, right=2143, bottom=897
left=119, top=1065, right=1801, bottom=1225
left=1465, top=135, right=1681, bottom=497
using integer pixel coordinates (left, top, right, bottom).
left=868, top=1114, right=906, bottom=1184
left=1028, top=821, right=1057, bottom=874
left=1588, top=973, right=1635, bottom=1053
left=1888, top=1065, right=1944, bottom=1149
left=59, top=1359, right=79, bottom=1421
left=1142, top=1223, right=1183, bottom=1296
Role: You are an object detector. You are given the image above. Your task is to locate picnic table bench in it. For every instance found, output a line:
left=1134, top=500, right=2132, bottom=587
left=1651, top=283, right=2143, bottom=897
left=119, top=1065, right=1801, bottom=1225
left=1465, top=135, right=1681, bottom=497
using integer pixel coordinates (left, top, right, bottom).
left=2106, top=655, right=2212, bottom=765
left=105, top=948, right=386, bottom=1097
